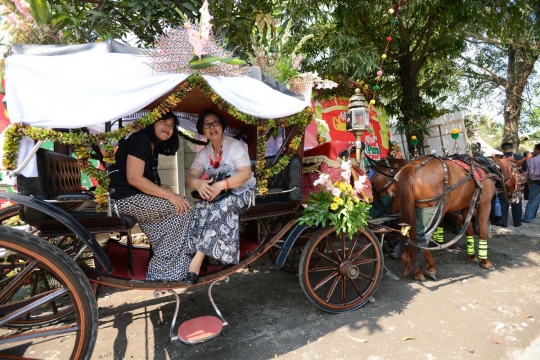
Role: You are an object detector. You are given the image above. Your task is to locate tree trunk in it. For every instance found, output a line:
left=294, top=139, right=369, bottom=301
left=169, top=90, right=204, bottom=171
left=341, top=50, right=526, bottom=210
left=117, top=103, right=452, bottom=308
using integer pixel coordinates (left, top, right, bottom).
left=502, top=46, right=537, bottom=151
left=399, top=52, right=424, bottom=157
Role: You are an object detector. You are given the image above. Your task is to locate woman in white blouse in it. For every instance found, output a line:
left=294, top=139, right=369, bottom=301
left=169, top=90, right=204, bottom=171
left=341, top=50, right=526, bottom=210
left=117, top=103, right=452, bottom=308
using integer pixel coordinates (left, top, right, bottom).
left=185, top=109, right=255, bottom=284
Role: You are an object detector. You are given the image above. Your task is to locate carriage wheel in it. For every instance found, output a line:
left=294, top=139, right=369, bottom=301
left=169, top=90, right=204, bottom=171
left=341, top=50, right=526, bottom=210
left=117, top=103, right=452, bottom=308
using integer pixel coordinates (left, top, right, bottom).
left=299, top=226, right=383, bottom=313
left=267, top=226, right=315, bottom=273
left=0, top=227, right=99, bottom=360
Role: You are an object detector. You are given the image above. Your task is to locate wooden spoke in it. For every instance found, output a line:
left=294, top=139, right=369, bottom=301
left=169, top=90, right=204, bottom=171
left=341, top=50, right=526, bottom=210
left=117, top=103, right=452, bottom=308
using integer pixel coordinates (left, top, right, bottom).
left=341, top=233, right=346, bottom=260
left=325, top=274, right=341, bottom=302
left=341, top=276, right=346, bottom=303
left=0, top=261, right=38, bottom=303
left=324, top=237, right=342, bottom=261
left=348, top=277, right=361, bottom=296
left=353, top=258, right=378, bottom=266
left=350, top=243, right=373, bottom=262
left=346, top=234, right=359, bottom=259
left=313, top=250, right=339, bottom=265
left=309, top=265, right=337, bottom=272
left=313, top=271, right=339, bottom=291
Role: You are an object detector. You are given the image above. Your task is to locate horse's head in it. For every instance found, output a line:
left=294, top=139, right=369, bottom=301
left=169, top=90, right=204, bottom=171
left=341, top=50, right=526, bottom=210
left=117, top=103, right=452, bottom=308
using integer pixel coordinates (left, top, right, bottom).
left=370, top=158, right=408, bottom=198
left=491, top=156, right=520, bottom=203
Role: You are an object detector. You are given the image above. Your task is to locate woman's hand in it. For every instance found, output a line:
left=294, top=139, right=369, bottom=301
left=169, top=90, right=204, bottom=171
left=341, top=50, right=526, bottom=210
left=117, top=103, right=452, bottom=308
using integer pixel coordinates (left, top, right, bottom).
left=207, top=180, right=227, bottom=202
left=195, top=178, right=217, bottom=201
left=167, top=193, right=192, bottom=214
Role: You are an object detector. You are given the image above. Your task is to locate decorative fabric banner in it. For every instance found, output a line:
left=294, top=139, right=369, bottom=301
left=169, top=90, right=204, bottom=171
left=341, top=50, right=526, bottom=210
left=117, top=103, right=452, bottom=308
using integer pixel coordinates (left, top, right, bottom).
left=313, top=96, right=390, bottom=159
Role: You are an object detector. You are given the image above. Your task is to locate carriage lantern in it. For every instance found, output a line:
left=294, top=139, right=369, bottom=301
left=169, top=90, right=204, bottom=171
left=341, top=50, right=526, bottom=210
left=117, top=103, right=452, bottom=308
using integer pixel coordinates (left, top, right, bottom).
left=346, top=88, right=370, bottom=170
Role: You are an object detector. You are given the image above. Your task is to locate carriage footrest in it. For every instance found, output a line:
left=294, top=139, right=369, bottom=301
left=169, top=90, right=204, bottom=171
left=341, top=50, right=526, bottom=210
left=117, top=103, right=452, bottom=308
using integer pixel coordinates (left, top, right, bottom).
left=178, top=316, right=223, bottom=344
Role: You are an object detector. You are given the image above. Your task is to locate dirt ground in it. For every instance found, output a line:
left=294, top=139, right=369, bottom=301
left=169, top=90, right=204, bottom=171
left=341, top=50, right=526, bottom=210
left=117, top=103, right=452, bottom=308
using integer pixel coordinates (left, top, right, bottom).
left=2, top=203, right=540, bottom=360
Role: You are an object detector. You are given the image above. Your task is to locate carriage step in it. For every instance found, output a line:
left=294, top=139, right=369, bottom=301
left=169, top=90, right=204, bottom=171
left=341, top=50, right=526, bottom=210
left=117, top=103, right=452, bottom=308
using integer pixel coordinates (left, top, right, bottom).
left=164, top=276, right=229, bottom=344
left=178, top=316, right=223, bottom=344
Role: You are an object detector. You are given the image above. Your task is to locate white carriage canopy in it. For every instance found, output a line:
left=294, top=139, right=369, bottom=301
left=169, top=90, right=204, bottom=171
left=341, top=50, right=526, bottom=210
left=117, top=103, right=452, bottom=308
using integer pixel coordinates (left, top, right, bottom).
left=3, top=40, right=309, bottom=177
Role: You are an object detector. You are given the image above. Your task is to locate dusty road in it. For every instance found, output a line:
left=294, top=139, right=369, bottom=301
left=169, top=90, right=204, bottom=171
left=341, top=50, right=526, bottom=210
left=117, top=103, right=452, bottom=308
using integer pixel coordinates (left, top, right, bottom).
left=2, top=214, right=540, bottom=360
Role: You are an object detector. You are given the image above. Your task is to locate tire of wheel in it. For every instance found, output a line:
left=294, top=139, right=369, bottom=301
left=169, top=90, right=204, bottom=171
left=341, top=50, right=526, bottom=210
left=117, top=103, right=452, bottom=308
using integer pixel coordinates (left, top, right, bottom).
left=0, top=227, right=99, bottom=360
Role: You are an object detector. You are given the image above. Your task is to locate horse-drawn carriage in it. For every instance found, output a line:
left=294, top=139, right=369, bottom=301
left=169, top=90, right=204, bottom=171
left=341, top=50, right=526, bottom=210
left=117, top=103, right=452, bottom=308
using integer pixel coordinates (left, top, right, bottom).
left=0, top=42, right=390, bottom=359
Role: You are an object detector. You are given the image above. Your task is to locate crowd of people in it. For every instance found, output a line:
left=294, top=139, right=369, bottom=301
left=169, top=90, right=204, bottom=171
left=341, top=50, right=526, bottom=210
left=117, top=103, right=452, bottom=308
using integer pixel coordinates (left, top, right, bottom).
left=108, top=110, right=255, bottom=284
left=489, top=142, right=540, bottom=227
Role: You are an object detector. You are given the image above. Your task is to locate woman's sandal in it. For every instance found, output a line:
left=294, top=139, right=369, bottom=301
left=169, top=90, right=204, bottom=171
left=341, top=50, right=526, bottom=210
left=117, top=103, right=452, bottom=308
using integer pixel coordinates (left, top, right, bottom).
left=185, top=271, right=199, bottom=285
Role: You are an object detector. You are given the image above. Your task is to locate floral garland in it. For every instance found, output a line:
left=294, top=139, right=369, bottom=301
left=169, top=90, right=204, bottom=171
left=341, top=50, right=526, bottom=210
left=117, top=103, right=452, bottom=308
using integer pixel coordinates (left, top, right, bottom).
left=3, top=71, right=312, bottom=205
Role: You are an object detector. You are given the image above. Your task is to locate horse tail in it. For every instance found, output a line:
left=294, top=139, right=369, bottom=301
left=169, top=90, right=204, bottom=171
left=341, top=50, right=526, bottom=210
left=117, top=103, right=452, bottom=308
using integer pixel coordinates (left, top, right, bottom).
left=394, top=164, right=417, bottom=275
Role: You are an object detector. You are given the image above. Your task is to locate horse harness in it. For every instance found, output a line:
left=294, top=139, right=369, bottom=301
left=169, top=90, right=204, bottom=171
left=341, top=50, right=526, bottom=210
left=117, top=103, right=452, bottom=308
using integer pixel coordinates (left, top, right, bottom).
left=368, top=157, right=404, bottom=196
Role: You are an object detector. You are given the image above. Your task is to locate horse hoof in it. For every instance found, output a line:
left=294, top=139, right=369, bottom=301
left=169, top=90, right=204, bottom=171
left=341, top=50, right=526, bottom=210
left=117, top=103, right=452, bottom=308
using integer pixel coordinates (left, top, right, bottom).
left=414, top=273, right=426, bottom=281
left=468, top=255, right=478, bottom=262
left=425, top=271, right=436, bottom=281
left=480, top=263, right=495, bottom=271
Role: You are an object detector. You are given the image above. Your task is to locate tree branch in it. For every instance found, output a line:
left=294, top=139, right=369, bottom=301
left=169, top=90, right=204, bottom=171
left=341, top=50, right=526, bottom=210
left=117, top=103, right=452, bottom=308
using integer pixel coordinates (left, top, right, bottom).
left=459, top=54, right=507, bottom=87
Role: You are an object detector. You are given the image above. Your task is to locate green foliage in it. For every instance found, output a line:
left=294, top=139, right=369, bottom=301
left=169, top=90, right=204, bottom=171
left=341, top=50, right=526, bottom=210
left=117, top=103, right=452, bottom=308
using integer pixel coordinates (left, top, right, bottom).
left=297, top=173, right=371, bottom=240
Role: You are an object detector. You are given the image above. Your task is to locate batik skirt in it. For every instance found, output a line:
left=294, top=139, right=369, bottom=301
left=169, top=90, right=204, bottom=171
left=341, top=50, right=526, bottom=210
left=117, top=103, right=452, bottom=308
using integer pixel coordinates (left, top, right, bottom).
left=188, top=190, right=253, bottom=265
left=115, top=194, right=194, bottom=281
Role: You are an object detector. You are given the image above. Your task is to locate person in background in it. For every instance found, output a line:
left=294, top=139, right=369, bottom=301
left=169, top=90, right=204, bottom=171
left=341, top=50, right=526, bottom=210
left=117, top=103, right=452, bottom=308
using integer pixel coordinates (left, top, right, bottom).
left=109, top=112, right=193, bottom=281
left=523, top=144, right=540, bottom=223
left=185, top=109, right=256, bottom=285
left=523, top=151, right=532, bottom=200
left=491, top=142, right=527, bottom=227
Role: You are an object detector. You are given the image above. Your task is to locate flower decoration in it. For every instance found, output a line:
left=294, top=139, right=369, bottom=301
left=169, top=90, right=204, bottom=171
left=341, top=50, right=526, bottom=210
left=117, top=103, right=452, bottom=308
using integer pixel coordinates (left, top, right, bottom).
left=451, top=128, right=459, bottom=139
left=389, top=139, right=402, bottom=159
left=298, top=160, right=371, bottom=239
left=410, top=135, right=418, bottom=146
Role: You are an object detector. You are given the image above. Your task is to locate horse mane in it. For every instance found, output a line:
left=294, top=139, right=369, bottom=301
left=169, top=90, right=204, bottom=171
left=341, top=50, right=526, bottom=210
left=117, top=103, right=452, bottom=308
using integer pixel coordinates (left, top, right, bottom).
left=394, top=164, right=418, bottom=275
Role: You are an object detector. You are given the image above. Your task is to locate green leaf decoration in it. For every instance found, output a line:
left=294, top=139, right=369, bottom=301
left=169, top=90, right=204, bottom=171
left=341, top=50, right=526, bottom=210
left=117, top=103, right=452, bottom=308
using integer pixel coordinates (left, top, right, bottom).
left=188, top=55, right=246, bottom=69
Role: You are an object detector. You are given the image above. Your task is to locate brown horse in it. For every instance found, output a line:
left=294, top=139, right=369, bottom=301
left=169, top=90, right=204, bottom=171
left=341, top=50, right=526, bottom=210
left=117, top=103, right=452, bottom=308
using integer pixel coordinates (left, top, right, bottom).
left=368, top=157, right=438, bottom=280
left=394, top=155, right=517, bottom=279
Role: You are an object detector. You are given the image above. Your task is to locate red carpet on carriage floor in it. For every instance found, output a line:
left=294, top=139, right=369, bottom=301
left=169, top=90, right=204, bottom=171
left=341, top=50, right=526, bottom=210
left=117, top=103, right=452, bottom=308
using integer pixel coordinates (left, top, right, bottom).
left=447, top=159, right=487, bottom=182
left=104, top=237, right=259, bottom=281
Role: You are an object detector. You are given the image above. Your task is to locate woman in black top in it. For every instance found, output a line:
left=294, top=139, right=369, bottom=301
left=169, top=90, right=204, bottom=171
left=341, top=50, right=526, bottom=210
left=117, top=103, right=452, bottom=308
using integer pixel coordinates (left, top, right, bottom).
left=109, top=112, right=193, bottom=281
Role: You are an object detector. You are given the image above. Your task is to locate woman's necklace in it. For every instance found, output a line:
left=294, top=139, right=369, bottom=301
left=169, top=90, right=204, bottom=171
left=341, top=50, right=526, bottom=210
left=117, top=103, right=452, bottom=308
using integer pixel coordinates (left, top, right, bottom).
left=209, top=142, right=223, bottom=169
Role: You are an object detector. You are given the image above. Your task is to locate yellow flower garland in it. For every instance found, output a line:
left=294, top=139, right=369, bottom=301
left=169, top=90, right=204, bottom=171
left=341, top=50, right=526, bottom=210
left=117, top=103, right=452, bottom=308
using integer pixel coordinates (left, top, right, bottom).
left=2, top=72, right=313, bottom=208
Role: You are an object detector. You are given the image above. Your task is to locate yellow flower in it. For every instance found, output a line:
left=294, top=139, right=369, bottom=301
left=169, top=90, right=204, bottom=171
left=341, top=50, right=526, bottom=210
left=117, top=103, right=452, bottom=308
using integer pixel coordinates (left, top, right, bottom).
left=353, top=196, right=360, bottom=202
left=411, top=135, right=417, bottom=140
left=451, top=128, right=459, bottom=135
left=347, top=200, right=353, bottom=207
left=339, top=183, right=347, bottom=191
left=333, top=196, right=341, bottom=203
left=336, top=197, right=344, bottom=205
left=345, top=184, right=353, bottom=192
left=330, top=203, right=339, bottom=211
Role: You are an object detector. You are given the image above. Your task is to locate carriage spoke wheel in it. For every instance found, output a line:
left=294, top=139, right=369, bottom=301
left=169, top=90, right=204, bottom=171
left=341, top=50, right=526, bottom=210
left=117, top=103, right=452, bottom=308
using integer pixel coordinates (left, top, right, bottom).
left=0, top=227, right=98, bottom=359
left=299, top=226, right=383, bottom=313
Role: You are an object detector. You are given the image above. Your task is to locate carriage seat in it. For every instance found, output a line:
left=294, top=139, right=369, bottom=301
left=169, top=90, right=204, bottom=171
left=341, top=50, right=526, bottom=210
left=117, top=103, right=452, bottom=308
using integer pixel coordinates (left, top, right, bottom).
left=16, top=148, right=136, bottom=235
left=249, top=154, right=301, bottom=203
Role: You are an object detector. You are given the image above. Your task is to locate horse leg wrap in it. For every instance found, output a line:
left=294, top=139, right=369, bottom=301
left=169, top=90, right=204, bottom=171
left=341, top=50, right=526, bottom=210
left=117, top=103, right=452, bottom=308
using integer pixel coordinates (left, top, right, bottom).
left=478, top=239, right=488, bottom=259
left=436, top=227, right=444, bottom=243
left=467, top=236, right=475, bottom=255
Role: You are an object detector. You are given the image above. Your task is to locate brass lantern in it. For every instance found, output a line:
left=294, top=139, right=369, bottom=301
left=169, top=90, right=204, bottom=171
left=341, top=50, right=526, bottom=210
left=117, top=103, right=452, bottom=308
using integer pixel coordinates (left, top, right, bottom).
left=346, top=88, right=370, bottom=133
left=346, top=88, right=370, bottom=170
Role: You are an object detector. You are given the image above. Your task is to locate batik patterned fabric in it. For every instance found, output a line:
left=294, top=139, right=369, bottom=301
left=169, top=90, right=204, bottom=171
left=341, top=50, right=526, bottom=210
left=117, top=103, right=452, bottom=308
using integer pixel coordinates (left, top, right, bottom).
left=188, top=190, right=253, bottom=264
left=115, top=194, right=194, bottom=281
